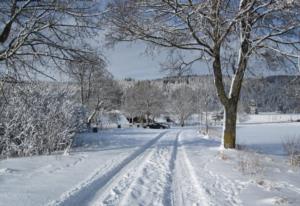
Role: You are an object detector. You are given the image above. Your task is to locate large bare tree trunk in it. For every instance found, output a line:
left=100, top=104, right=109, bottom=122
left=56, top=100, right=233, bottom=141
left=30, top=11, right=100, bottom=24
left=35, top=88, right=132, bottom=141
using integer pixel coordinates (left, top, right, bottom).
left=212, top=46, right=236, bottom=148
left=223, top=101, right=238, bottom=148
left=211, top=0, right=251, bottom=149
left=212, top=48, right=242, bottom=149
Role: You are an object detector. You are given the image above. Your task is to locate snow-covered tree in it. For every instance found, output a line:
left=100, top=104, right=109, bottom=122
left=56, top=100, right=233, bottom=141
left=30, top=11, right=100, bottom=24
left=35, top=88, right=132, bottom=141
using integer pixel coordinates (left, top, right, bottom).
left=170, top=85, right=197, bottom=127
left=67, top=52, right=122, bottom=126
left=122, top=87, right=141, bottom=123
left=0, top=0, right=104, bottom=80
left=106, top=0, right=300, bottom=148
left=122, top=81, right=165, bottom=124
left=87, top=78, right=123, bottom=126
left=67, top=52, right=108, bottom=105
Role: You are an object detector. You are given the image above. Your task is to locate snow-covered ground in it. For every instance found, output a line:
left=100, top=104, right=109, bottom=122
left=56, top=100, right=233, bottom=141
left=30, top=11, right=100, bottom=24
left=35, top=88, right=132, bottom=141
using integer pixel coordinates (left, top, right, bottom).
left=237, top=122, right=300, bottom=155
left=239, top=113, right=300, bottom=124
left=1, top=123, right=300, bottom=206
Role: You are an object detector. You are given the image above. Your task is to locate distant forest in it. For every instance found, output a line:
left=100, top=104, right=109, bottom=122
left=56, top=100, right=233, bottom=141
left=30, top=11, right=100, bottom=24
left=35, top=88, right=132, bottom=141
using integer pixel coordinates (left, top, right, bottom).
left=121, top=75, right=300, bottom=114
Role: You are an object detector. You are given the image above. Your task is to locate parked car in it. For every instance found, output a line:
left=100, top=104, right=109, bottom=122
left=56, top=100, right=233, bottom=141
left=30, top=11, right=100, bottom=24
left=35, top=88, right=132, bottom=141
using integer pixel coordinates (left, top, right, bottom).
left=143, top=122, right=170, bottom=129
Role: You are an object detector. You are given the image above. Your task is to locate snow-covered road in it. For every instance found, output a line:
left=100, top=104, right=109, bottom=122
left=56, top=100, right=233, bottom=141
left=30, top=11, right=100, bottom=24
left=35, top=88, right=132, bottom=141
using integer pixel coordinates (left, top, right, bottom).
left=1, top=124, right=300, bottom=206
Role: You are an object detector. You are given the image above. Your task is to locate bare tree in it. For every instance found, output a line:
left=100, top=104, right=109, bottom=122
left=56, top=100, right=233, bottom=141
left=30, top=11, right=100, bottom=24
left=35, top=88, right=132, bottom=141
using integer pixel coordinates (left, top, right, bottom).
left=88, top=78, right=122, bottom=126
left=122, top=81, right=165, bottom=124
left=106, top=0, right=300, bottom=148
left=170, top=85, right=197, bottom=127
left=122, top=87, right=141, bottom=124
left=67, top=52, right=107, bottom=105
left=160, top=53, right=193, bottom=77
left=196, top=76, right=221, bottom=133
left=67, top=52, right=122, bottom=126
left=0, top=0, right=103, bottom=80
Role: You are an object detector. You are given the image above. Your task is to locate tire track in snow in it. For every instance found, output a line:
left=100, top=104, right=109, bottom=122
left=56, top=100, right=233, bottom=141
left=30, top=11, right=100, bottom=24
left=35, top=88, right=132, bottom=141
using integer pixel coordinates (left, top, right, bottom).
left=47, top=131, right=167, bottom=206
left=104, top=131, right=179, bottom=206
left=95, top=135, right=162, bottom=205
left=174, top=132, right=213, bottom=206
left=166, top=131, right=179, bottom=206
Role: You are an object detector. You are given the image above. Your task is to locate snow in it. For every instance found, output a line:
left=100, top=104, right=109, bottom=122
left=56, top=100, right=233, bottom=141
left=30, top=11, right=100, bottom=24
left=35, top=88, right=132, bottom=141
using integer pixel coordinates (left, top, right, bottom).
left=1, top=124, right=300, bottom=206
left=180, top=126, right=300, bottom=206
left=0, top=129, right=162, bottom=206
left=237, top=122, right=300, bottom=155
left=97, top=111, right=130, bottom=129
left=239, top=113, right=300, bottom=124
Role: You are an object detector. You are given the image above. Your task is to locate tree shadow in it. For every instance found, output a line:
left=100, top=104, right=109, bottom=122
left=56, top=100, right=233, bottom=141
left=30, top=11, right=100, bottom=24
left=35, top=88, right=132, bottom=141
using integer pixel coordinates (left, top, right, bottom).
left=237, top=143, right=286, bottom=156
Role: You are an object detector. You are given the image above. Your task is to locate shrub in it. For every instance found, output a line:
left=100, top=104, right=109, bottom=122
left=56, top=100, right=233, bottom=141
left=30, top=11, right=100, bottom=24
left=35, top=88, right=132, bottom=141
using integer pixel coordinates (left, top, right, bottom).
left=0, top=84, right=86, bottom=158
left=282, top=136, right=300, bottom=167
left=237, top=148, right=264, bottom=176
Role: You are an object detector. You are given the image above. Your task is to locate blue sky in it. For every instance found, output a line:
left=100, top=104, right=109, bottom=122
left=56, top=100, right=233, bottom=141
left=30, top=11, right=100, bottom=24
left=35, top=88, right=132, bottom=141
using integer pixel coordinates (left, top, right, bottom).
left=103, top=41, right=210, bottom=80
left=53, top=39, right=297, bottom=82
left=104, top=42, right=164, bottom=80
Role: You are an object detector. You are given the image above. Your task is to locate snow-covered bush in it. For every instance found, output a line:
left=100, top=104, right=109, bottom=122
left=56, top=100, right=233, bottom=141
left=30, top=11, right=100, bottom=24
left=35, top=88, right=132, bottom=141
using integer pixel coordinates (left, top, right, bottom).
left=0, top=83, right=86, bottom=158
left=282, top=136, right=300, bottom=167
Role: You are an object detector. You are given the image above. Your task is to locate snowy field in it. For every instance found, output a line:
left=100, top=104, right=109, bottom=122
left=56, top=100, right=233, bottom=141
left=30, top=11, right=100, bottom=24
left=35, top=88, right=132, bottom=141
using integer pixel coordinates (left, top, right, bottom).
left=237, top=123, right=300, bottom=155
left=1, top=123, right=300, bottom=206
left=239, top=113, right=300, bottom=124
